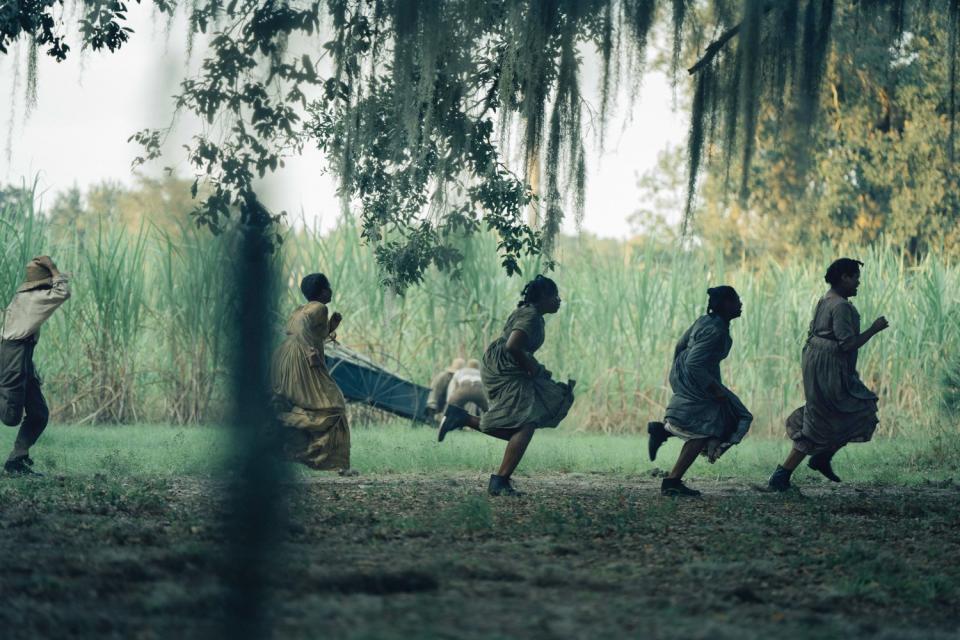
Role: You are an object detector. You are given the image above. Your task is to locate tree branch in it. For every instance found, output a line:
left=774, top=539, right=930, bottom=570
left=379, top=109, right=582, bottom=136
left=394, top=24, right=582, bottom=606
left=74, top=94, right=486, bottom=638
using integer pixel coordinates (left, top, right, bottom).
left=687, top=2, right=777, bottom=75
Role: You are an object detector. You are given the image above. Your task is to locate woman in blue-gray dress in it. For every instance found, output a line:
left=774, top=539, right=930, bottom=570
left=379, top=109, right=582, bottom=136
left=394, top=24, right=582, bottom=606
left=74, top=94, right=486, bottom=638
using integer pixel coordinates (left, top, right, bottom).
left=767, top=258, right=888, bottom=491
left=437, top=275, right=575, bottom=496
left=648, top=286, right=753, bottom=496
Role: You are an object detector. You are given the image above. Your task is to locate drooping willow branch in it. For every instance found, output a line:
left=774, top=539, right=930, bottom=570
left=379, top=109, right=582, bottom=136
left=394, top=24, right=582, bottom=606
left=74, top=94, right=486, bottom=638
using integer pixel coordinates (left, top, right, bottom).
left=682, top=0, right=839, bottom=234
left=7, top=0, right=960, bottom=277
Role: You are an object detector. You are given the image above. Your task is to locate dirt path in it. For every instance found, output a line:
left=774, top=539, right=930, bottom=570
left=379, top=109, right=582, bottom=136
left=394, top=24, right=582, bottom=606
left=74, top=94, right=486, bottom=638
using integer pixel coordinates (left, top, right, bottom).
left=2, top=473, right=959, bottom=639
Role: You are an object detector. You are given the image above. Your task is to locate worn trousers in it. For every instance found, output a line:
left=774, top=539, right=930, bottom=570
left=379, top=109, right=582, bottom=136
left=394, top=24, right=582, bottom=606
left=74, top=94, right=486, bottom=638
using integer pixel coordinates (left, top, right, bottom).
left=7, top=374, right=49, bottom=461
left=0, top=338, right=49, bottom=462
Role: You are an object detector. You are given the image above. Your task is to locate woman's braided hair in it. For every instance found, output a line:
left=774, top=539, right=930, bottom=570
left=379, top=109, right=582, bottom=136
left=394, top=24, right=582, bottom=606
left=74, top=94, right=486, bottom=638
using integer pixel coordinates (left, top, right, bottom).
left=518, top=274, right=558, bottom=307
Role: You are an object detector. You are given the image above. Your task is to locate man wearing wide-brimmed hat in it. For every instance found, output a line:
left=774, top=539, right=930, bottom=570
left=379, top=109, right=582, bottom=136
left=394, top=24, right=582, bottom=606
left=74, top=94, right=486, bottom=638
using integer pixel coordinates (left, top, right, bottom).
left=0, top=255, right=71, bottom=476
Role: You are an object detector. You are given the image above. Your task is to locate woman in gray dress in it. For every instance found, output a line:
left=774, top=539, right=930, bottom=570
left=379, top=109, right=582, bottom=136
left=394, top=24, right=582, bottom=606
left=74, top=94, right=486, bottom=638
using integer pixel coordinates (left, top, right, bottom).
left=647, top=286, right=753, bottom=497
left=437, top=275, right=575, bottom=496
left=768, top=258, right=889, bottom=491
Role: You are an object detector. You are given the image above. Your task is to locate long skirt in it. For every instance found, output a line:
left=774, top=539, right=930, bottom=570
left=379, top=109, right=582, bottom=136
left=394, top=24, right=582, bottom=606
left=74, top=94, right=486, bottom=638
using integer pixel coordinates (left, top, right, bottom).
left=666, top=393, right=751, bottom=462
left=479, top=371, right=574, bottom=433
left=785, top=338, right=878, bottom=455
left=274, top=401, right=350, bottom=470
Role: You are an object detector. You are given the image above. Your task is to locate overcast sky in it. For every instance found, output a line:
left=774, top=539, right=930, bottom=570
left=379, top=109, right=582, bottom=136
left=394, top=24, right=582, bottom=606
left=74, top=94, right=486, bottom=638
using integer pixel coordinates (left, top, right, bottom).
left=0, top=4, right=688, bottom=239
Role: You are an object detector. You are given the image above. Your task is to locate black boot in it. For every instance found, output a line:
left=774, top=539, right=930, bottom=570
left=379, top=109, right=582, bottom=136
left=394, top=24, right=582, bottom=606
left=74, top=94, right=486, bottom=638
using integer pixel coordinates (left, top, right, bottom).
left=808, top=452, right=841, bottom=483
left=438, top=405, right=469, bottom=442
left=660, top=477, right=701, bottom=497
left=488, top=474, right=522, bottom=497
left=3, top=458, right=43, bottom=477
left=647, top=421, right=670, bottom=461
left=766, top=465, right=793, bottom=492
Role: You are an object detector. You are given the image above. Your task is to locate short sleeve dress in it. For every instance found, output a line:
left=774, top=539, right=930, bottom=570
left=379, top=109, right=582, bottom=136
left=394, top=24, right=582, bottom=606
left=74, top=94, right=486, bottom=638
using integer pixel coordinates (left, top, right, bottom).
left=663, top=314, right=753, bottom=457
left=479, top=304, right=574, bottom=432
left=270, top=301, right=350, bottom=470
left=785, top=292, right=879, bottom=454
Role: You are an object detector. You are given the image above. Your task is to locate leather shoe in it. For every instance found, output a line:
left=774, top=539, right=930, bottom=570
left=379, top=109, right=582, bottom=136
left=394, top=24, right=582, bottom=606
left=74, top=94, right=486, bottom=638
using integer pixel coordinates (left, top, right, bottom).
left=766, top=466, right=793, bottom=492
left=488, top=474, right=522, bottom=496
left=647, top=421, right=670, bottom=461
left=438, top=404, right=469, bottom=442
left=808, top=452, right=841, bottom=482
left=661, top=477, right=700, bottom=497
left=4, top=458, right=43, bottom=477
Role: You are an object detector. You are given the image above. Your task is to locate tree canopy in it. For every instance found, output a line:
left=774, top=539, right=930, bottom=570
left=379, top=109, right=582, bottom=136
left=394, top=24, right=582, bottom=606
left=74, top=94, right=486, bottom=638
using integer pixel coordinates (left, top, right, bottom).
left=689, top=3, right=960, bottom=259
left=4, top=1, right=958, bottom=289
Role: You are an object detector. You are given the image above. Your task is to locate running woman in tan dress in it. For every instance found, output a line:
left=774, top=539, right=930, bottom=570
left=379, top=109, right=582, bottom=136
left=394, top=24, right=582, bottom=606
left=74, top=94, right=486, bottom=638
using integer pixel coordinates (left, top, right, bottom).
left=270, top=273, right=351, bottom=471
left=768, top=258, right=889, bottom=491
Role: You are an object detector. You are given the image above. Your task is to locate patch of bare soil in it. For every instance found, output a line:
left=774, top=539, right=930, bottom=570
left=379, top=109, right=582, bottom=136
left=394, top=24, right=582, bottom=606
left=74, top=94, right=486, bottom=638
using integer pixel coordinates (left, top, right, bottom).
left=2, top=473, right=959, bottom=639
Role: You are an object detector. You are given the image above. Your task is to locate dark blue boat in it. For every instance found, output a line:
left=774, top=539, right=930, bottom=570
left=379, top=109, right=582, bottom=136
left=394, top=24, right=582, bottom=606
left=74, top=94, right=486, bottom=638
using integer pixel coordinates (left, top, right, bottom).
left=325, top=342, right=432, bottom=423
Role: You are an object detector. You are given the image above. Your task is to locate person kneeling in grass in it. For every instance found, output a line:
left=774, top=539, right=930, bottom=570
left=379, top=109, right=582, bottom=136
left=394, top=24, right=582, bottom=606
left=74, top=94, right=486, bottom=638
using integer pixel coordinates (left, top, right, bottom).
left=647, top=286, right=753, bottom=497
left=767, top=258, right=888, bottom=492
left=1, top=256, right=71, bottom=476
left=437, top=276, right=575, bottom=497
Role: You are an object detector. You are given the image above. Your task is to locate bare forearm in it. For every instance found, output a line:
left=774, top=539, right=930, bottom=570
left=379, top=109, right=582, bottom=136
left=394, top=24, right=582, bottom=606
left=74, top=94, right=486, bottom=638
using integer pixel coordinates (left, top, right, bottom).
left=844, top=327, right=877, bottom=352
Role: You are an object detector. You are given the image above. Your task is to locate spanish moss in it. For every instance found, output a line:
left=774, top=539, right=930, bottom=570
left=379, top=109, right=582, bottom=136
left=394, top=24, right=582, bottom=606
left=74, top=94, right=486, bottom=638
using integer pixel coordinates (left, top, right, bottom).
left=683, top=59, right=710, bottom=234
left=8, top=0, right=960, bottom=283
left=795, top=0, right=834, bottom=142
left=950, top=0, right=959, bottom=163
left=736, top=0, right=763, bottom=202
left=772, top=0, right=800, bottom=118
left=671, top=0, right=688, bottom=101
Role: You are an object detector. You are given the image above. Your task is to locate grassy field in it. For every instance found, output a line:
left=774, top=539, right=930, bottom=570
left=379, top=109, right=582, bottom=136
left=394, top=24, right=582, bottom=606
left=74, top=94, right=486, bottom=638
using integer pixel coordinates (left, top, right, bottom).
left=2, top=423, right=959, bottom=639
left=4, top=421, right=960, bottom=484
